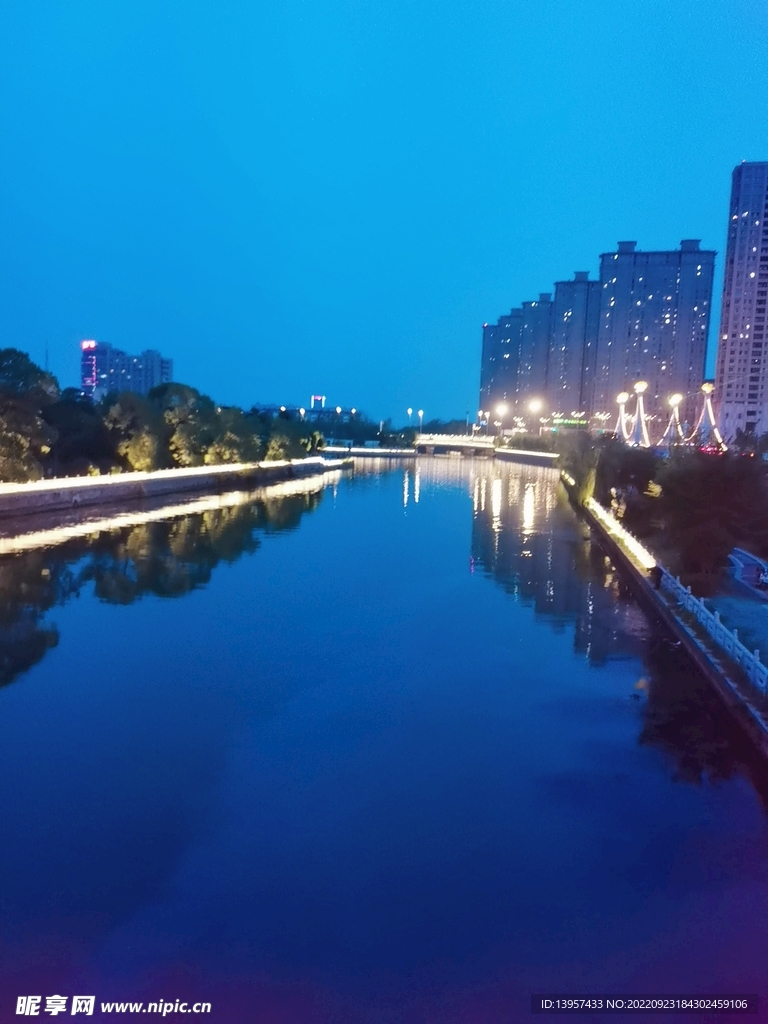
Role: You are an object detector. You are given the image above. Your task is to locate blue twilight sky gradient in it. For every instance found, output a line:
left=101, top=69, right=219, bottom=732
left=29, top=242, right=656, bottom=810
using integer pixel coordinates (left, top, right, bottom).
left=0, top=0, right=766, bottom=420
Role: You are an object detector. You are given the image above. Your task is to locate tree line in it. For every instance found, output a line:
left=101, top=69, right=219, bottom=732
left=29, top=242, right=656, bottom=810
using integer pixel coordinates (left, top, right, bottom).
left=0, top=348, right=336, bottom=481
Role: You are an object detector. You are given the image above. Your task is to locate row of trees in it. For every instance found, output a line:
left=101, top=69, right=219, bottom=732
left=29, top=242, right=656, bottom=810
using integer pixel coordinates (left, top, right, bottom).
left=0, top=348, right=332, bottom=481
left=560, top=432, right=768, bottom=588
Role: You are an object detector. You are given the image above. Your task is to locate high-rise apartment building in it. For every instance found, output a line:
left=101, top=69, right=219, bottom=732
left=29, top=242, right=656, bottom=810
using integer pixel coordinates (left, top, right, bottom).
left=518, top=294, right=553, bottom=409
left=548, top=272, right=601, bottom=413
left=715, top=162, right=768, bottom=437
left=591, top=240, right=715, bottom=422
left=479, top=309, right=522, bottom=413
left=80, top=341, right=173, bottom=400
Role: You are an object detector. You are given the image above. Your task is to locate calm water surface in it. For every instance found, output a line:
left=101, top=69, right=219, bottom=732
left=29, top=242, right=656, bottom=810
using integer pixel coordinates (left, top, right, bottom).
left=0, top=459, right=766, bottom=1023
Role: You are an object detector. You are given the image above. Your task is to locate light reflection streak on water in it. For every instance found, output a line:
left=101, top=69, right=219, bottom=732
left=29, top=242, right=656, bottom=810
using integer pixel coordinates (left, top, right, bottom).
left=523, top=482, right=535, bottom=535
left=491, top=478, right=502, bottom=533
left=403, top=470, right=410, bottom=508
left=0, top=472, right=341, bottom=555
left=414, top=467, right=420, bottom=504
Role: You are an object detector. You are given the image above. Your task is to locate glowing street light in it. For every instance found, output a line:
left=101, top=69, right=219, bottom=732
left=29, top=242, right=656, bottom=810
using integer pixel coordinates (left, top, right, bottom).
left=299, top=407, right=306, bottom=418
left=336, top=406, right=342, bottom=414
left=669, top=393, right=683, bottom=407
left=418, top=409, right=424, bottom=432
left=495, top=402, right=508, bottom=437
left=407, top=407, right=413, bottom=426
left=616, top=392, right=630, bottom=405
left=528, top=399, right=543, bottom=414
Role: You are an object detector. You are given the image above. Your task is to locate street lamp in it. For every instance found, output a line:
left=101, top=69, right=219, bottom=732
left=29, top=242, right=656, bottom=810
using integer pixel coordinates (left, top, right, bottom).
left=528, top=399, right=543, bottom=415
left=496, top=402, right=508, bottom=437
left=418, top=409, right=424, bottom=433
left=407, top=407, right=413, bottom=426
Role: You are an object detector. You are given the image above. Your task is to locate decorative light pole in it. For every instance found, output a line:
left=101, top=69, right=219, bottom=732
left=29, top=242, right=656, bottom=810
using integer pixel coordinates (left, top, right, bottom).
left=631, top=381, right=651, bottom=447
left=407, top=407, right=413, bottom=427
left=700, top=382, right=727, bottom=450
left=418, top=409, right=424, bottom=433
left=616, top=392, right=630, bottom=440
left=669, top=393, right=683, bottom=440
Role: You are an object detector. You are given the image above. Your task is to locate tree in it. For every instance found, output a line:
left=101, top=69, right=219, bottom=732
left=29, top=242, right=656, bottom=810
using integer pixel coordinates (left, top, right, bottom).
left=204, top=406, right=263, bottom=465
left=0, top=348, right=59, bottom=405
left=593, top=436, right=659, bottom=507
left=0, top=349, right=60, bottom=481
left=104, top=392, right=171, bottom=472
left=299, top=431, right=325, bottom=454
left=654, top=449, right=768, bottom=579
left=44, top=392, right=118, bottom=475
left=148, top=383, right=218, bottom=466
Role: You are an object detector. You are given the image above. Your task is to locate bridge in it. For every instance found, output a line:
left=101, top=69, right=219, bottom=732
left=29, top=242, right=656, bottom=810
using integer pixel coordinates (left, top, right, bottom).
left=413, top=433, right=496, bottom=454
left=413, top=435, right=559, bottom=466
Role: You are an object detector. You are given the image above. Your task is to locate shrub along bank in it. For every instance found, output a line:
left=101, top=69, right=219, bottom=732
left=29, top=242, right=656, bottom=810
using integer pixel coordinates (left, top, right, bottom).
left=559, top=431, right=768, bottom=592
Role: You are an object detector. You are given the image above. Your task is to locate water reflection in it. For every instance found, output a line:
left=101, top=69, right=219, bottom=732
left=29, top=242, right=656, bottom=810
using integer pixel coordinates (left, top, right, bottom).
left=394, top=456, right=768, bottom=798
left=0, top=482, right=327, bottom=689
left=468, top=462, right=648, bottom=666
left=1, top=457, right=767, bottom=1018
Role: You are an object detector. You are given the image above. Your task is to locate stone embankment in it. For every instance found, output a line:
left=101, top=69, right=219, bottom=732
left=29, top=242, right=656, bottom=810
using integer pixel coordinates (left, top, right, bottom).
left=0, top=457, right=352, bottom=520
left=561, top=472, right=768, bottom=760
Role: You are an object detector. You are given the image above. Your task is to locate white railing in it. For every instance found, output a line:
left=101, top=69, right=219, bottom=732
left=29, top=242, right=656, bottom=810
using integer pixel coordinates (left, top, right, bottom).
left=562, top=471, right=768, bottom=695
left=660, top=571, right=768, bottom=693
left=415, top=433, right=496, bottom=447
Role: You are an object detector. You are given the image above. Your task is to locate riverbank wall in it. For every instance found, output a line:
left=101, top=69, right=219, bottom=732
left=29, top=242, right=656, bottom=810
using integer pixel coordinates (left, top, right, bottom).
left=0, top=457, right=352, bottom=520
left=561, top=474, right=768, bottom=760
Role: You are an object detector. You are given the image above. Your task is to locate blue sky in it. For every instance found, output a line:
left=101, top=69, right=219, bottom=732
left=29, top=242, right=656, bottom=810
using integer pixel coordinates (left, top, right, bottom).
left=0, top=0, right=766, bottom=420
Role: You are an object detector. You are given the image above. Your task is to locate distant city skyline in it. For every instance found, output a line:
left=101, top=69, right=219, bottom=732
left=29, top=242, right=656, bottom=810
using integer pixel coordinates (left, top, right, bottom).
left=1, top=2, right=767, bottom=419
left=480, top=239, right=715, bottom=427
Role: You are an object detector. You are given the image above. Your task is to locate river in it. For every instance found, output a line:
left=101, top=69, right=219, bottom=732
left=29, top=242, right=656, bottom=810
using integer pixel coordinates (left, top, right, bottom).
left=0, top=458, right=766, bottom=1022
